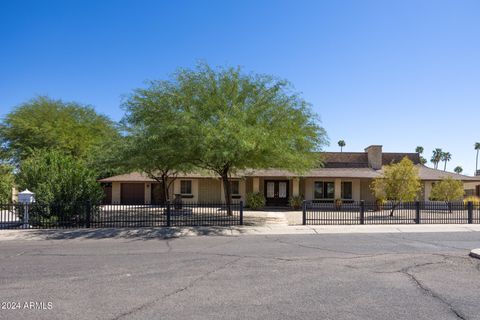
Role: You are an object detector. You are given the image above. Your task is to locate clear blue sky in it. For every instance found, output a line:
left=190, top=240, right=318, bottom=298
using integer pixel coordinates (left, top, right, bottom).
left=1, top=0, right=479, bottom=174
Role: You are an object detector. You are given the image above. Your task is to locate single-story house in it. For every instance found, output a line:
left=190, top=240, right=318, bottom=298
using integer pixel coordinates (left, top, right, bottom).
left=99, top=145, right=480, bottom=206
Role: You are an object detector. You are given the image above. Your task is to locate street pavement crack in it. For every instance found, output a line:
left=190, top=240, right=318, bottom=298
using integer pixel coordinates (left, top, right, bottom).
left=402, top=270, right=467, bottom=320
left=399, top=260, right=467, bottom=320
left=110, top=257, right=242, bottom=320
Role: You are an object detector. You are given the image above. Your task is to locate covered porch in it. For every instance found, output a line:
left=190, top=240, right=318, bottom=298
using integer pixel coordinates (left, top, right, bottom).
left=245, top=177, right=374, bottom=207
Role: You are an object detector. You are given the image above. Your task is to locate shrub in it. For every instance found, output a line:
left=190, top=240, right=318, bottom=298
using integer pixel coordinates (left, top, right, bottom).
left=289, top=195, right=303, bottom=210
left=464, top=196, right=480, bottom=206
left=429, top=178, right=464, bottom=202
left=16, top=149, right=103, bottom=221
left=246, top=192, right=266, bottom=210
left=0, top=164, right=14, bottom=203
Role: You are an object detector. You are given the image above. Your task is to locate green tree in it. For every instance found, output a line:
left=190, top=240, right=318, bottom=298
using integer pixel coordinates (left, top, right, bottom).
left=429, top=178, right=464, bottom=213
left=431, top=148, right=443, bottom=169
left=16, top=149, right=103, bottom=209
left=0, top=96, right=119, bottom=166
left=371, top=157, right=421, bottom=216
left=475, top=142, right=480, bottom=175
left=415, top=146, right=427, bottom=165
left=0, top=164, right=14, bottom=203
left=338, top=140, right=346, bottom=152
left=454, top=166, right=463, bottom=174
left=118, top=88, right=197, bottom=201
left=137, top=63, right=327, bottom=214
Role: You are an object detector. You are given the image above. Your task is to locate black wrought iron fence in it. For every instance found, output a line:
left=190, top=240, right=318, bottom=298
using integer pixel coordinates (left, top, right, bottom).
left=0, top=201, right=243, bottom=229
left=475, top=203, right=480, bottom=224
left=303, top=200, right=478, bottom=225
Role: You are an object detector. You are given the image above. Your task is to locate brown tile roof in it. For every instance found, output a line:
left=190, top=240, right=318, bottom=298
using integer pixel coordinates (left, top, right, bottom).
left=100, top=165, right=480, bottom=182
left=322, top=152, right=369, bottom=168
left=382, top=153, right=421, bottom=165
left=98, top=171, right=222, bottom=182
left=415, top=165, right=480, bottom=181
left=321, top=152, right=420, bottom=168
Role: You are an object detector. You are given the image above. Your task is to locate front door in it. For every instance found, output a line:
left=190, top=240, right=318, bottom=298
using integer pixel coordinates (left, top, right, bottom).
left=264, top=180, right=289, bottom=206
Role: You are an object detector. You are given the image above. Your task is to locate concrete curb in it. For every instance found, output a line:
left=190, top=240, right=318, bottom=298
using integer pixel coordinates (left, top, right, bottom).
left=2, top=224, right=480, bottom=241
left=469, top=249, right=480, bottom=259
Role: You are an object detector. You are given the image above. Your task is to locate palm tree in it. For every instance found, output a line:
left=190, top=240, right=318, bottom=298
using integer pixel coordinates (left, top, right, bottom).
left=415, top=146, right=427, bottom=164
left=431, top=148, right=443, bottom=169
left=475, top=142, right=480, bottom=175
left=454, top=166, right=463, bottom=174
left=441, top=152, right=452, bottom=171
left=338, top=140, right=346, bottom=152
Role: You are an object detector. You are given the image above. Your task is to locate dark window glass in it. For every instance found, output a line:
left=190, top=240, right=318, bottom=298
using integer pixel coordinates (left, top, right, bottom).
left=314, top=181, right=335, bottom=199
left=230, top=181, right=240, bottom=195
left=314, top=182, right=324, bottom=199
left=180, top=180, right=192, bottom=194
left=325, top=182, right=335, bottom=199
left=341, top=182, right=353, bottom=199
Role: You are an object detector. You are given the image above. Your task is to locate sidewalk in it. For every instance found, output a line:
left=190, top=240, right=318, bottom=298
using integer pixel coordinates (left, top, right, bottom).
left=1, top=223, right=480, bottom=241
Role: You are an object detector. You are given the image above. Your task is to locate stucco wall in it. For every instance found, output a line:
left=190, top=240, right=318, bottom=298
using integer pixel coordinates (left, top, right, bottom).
left=360, top=179, right=376, bottom=202
left=198, top=178, right=222, bottom=203
left=173, top=179, right=199, bottom=202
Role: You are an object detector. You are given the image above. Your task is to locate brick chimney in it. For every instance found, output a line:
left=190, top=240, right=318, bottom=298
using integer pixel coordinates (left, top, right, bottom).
left=365, top=145, right=383, bottom=170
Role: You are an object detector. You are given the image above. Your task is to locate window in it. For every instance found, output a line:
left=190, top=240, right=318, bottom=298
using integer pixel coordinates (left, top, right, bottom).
left=341, top=182, right=353, bottom=199
left=314, top=181, right=335, bottom=199
left=180, top=180, right=192, bottom=194
left=230, top=181, right=240, bottom=195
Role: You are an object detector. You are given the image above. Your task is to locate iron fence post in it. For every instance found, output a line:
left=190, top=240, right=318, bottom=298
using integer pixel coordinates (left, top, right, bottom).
left=360, top=200, right=365, bottom=225
left=166, top=200, right=171, bottom=227
left=415, top=201, right=421, bottom=224
left=302, top=200, right=307, bottom=225
left=239, top=201, right=244, bottom=225
left=86, top=201, right=91, bottom=228
left=468, top=201, right=473, bottom=224
left=23, top=203, right=29, bottom=229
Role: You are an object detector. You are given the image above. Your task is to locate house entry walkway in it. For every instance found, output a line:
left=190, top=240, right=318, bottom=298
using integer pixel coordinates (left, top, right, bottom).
left=242, top=210, right=291, bottom=227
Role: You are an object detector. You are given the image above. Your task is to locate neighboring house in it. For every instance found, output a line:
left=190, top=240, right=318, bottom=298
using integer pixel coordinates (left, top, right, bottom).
left=99, top=145, right=480, bottom=206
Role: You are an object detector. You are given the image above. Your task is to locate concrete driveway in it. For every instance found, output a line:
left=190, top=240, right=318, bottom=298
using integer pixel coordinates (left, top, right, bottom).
left=1, top=231, right=480, bottom=320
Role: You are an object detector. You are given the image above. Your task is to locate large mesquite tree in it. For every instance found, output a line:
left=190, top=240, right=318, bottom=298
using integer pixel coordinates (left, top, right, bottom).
left=0, top=96, right=121, bottom=179
left=119, top=90, right=196, bottom=202
left=123, top=63, right=327, bottom=214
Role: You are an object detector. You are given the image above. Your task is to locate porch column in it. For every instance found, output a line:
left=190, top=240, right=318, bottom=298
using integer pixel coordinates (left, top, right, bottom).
left=292, top=178, right=300, bottom=197
left=253, top=177, right=260, bottom=193
left=334, top=178, right=342, bottom=199
left=144, top=183, right=151, bottom=204
left=112, top=182, right=121, bottom=204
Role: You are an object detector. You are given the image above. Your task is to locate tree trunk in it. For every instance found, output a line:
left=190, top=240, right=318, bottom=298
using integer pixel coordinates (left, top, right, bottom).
left=444, top=161, right=447, bottom=171
left=221, top=172, right=233, bottom=216
left=389, top=201, right=399, bottom=217
left=161, top=174, right=169, bottom=203
left=446, top=201, right=452, bottom=214
left=476, top=150, right=479, bottom=175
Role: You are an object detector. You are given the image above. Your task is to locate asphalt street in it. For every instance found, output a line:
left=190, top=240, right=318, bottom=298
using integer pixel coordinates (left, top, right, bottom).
left=1, top=231, right=480, bottom=320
